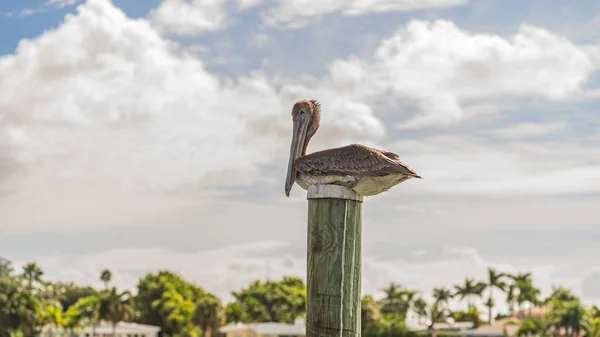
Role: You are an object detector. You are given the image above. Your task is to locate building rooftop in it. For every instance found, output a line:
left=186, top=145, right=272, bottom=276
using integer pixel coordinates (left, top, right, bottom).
left=40, top=321, right=161, bottom=334
left=220, top=322, right=306, bottom=336
left=462, top=318, right=519, bottom=337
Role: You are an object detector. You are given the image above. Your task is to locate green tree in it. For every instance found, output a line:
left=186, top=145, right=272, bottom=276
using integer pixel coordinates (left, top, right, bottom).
left=362, top=313, right=417, bottom=337
left=380, top=283, right=419, bottom=317
left=515, top=279, right=541, bottom=318
left=136, top=270, right=211, bottom=335
left=361, top=295, right=380, bottom=328
left=590, top=305, right=600, bottom=318
left=230, top=276, right=306, bottom=323
left=544, top=285, right=578, bottom=304
left=0, top=276, right=41, bottom=336
left=512, top=317, right=550, bottom=337
left=21, top=262, right=44, bottom=292
left=42, top=301, right=65, bottom=337
left=509, top=272, right=535, bottom=317
left=548, top=298, right=585, bottom=337
left=484, top=267, right=507, bottom=324
left=454, top=307, right=483, bottom=328
left=413, top=297, right=448, bottom=337
left=0, top=257, right=13, bottom=278
left=583, top=315, right=600, bottom=337
left=506, top=283, right=518, bottom=314
left=38, top=281, right=99, bottom=310
left=224, top=302, right=242, bottom=323
left=102, top=287, right=134, bottom=336
left=100, top=269, right=112, bottom=290
left=63, top=304, right=85, bottom=337
left=193, top=294, right=224, bottom=337
left=432, top=287, right=453, bottom=306
left=61, top=282, right=98, bottom=310
left=453, top=278, right=485, bottom=309
left=152, top=284, right=197, bottom=335
left=72, top=295, right=102, bottom=336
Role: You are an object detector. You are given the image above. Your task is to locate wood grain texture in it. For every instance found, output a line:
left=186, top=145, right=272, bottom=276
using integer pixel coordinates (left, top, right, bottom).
left=307, top=197, right=362, bottom=337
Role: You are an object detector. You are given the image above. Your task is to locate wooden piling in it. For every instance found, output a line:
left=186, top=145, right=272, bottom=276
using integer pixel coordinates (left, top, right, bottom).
left=306, top=184, right=362, bottom=337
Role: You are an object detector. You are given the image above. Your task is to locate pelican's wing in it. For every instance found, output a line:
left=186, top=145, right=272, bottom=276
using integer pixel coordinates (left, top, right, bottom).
left=295, top=144, right=421, bottom=178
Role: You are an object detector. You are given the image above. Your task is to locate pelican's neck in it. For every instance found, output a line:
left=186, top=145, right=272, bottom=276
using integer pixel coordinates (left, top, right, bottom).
left=301, top=136, right=310, bottom=156
left=302, top=115, right=319, bottom=156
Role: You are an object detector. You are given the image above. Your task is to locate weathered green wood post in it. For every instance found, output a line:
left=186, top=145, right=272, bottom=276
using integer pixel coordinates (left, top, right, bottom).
left=306, top=184, right=362, bottom=337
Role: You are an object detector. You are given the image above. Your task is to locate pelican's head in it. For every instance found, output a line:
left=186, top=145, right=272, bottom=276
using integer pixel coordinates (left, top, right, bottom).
left=285, top=99, right=321, bottom=197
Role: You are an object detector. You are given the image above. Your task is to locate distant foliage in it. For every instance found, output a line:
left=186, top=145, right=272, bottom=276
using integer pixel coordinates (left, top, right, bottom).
left=454, top=307, right=483, bottom=328
left=0, top=259, right=599, bottom=337
left=229, top=276, right=306, bottom=324
left=0, top=257, right=13, bottom=277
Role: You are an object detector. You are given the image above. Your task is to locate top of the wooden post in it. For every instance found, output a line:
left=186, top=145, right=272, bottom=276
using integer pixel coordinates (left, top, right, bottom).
left=307, top=184, right=363, bottom=202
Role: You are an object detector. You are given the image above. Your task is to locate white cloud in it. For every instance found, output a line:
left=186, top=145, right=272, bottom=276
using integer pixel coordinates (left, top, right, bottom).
left=45, top=0, right=80, bottom=8
left=3, top=0, right=80, bottom=18
left=262, top=0, right=469, bottom=29
left=1, top=2, right=598, bottom=238
left=487, top=122, right=566, bottom=139
left=236, top=0, right=263, bottom=10
left=0, top=0, right=384, bottom=234
left=384, top=135, right=600, bottom=196
left=1, top=1, right=598, bottom=241
left=149, top=0, right=229, bottom=36
left=329, top=20, right=597, bottom=128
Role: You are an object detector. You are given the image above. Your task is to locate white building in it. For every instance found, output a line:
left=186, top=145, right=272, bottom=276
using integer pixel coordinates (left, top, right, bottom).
left=404, top=311, right=474, bottom=334
left=39, top=321, right=161, bottom=337
left=219, top=317, right=306, bottom=337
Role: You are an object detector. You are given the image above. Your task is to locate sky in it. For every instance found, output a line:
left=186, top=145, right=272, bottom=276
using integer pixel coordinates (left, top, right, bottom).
left=0, top=0, right=600, bottom=315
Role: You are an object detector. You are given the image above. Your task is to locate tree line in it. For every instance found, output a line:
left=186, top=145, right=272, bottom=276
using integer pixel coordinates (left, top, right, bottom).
left=0, top=257, right=599, bottom=337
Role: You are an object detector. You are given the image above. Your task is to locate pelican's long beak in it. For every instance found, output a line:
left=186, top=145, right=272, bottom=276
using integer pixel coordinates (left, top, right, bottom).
left=285, top=118, right=308, bottom=197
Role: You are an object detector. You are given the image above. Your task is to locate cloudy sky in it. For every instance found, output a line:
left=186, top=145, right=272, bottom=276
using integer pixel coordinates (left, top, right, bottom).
left=1, top=0, right=600, bottom=313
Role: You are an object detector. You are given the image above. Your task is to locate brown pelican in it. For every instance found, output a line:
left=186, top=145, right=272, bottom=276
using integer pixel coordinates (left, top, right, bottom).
left=285, top=99, right=422, bottom=197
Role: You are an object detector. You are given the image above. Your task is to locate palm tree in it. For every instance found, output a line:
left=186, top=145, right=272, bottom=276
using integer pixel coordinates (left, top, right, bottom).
left=506, top=283, right=517, bottom=315
left=432, top=287, right=453, bottom=306
left=454, top=277, right=486, bottom=309
left=380, top=283, right=419, bottom=317
left=485, top=267, right=508, bottom=324
left=152, top=284, right=196, bottom=333
left=401, top=289, right=420, bottom=312
left=414, top=297, right=448, bottom=337
left=361, top=295, right=380, bottom=328
left=509, top=272, right=535, bottom=318
left=43, top=301, right=65, bottom=337
left=548, top=298, right=585, bottom=337
left=514, top=279, right=540, bottom=318
left=514, top=317, right=550, bottom=337
left=590, top=305, right=600, bottom=318
left=100, top=269, right=112, bottom=290
left=544, top=286, right=578, bottom=304
left=511, top=272, right=532, bottom=285
left=381, top=283, right=403, bottom=301
left=73, top=295, right=102, bottom=336
left=583, top=315, right=600, bottom=337
left=0, top=280, right=41, bottom=337
left=103, top=287, right=134, bottom=336
left=63, top=304, right=85, bottom=337
left=0, top=257, right=13, bottom=277
left=193, top=295, right=225, bottom=337
left=21, top=262, right=44, bottom=291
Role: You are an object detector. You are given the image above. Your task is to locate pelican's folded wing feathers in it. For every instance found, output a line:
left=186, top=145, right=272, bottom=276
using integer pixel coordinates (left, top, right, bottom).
left=295, top=144, right=420, bottom=178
